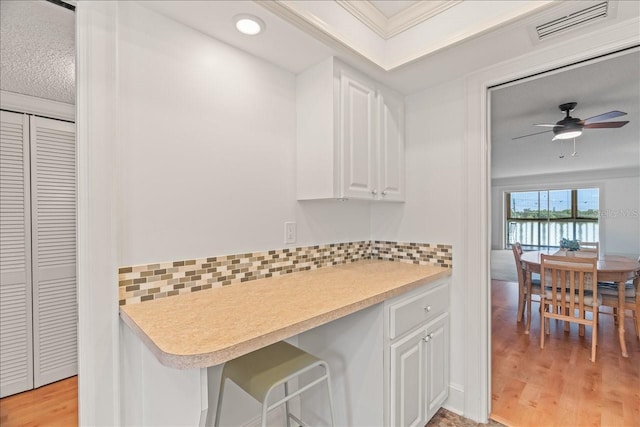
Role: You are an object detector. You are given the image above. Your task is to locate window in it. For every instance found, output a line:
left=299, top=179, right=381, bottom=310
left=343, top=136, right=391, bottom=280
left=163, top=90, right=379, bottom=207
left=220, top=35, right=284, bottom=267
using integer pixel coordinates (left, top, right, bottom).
left=505, top=188, right=599, bottom=249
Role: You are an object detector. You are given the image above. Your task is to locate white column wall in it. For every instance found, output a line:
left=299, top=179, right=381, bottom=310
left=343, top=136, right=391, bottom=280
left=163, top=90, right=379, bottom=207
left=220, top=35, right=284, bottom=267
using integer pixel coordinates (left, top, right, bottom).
left=76, top=2, right=120, bottom=425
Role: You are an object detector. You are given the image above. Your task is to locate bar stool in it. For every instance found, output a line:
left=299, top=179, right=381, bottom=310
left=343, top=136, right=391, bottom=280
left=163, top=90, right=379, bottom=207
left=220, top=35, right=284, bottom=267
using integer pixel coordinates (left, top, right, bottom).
left=214, top=341, right=335, bottom=427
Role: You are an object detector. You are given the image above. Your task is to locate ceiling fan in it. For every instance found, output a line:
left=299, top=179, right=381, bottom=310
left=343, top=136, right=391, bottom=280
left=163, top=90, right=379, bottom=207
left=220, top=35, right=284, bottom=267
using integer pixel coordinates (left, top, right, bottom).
left=513, top=102, right=629, bottom=141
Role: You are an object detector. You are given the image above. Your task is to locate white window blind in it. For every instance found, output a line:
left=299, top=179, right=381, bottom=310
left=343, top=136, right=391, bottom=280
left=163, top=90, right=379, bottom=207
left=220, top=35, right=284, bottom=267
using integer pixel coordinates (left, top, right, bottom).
left=0, top=111, right=77, bottom=397
left=0, top=111, right=34, bottom=397
left=30, top=116, right=77, bottom=388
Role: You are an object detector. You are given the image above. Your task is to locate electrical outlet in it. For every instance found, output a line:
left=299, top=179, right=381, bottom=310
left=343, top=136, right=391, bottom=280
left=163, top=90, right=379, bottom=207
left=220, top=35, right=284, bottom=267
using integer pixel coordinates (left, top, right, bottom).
left=284, top=222, right=296, bottom=244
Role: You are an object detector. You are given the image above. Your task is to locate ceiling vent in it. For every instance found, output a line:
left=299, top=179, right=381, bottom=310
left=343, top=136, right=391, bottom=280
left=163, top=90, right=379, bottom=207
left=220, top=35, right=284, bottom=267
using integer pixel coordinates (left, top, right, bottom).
left=535, top=1, right=609, bottom=41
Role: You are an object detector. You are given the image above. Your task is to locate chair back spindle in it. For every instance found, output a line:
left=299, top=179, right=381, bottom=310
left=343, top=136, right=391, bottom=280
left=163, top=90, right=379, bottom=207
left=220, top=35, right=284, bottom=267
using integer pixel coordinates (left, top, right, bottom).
left=540, top=255, right=600, bottom=361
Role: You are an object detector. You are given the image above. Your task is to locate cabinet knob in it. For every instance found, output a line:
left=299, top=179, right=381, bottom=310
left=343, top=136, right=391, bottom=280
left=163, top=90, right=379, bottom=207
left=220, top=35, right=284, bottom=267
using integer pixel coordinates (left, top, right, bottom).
left=424, top=305, right=431, bottom=312
left=371, top=189, right=377, bottom=195
left=381, top=191, right=387, bottom=196
left=422, top=333, right=433, bottom=343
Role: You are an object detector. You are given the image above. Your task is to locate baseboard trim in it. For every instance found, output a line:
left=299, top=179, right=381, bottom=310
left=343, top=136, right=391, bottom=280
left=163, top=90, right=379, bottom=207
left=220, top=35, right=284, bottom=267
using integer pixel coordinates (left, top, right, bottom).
left=443, top=382, right=465, bottom=416
left=489, top=413, right=512, bottom=425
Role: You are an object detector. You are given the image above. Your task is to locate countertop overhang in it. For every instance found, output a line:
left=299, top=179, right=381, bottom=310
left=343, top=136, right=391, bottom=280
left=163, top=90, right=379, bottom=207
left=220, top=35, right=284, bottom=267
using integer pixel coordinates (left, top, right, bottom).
left=120, top=259, right=451, bottom=369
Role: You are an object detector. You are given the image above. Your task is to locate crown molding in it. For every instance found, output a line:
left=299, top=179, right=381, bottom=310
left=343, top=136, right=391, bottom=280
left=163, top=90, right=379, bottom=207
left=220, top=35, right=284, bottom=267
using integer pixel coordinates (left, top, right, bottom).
left=0, top=90, right=75, bottom=122
left=258, top=0, right=555, bottom=71
left=257, top=0, right=386, bottom=69
left=336, top=0, right=462, bottom=39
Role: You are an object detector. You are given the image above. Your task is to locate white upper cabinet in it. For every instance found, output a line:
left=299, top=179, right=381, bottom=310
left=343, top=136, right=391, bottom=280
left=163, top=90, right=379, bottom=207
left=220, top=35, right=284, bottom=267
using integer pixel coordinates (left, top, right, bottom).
left=340, top=70, right=377, bottom=199
left=377, top=87, right=405, bottom=202
left=296, top=57, right=405, bottom=202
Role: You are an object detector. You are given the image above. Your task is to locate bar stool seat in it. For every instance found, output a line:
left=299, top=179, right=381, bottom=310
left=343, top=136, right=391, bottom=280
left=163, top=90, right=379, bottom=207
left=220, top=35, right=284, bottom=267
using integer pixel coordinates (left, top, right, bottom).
left=214, top=341, right=335, bottom=427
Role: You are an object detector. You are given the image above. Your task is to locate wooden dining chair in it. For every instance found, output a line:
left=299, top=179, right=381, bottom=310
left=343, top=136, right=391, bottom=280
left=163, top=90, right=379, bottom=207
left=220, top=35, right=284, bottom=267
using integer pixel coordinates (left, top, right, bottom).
left=540, top=255, right=600, bottom=362
left=579, top=241, right=599, bottom=256
left=511, top=243, right=541, bottom=323
left=597, top=255, right=640, bottom=339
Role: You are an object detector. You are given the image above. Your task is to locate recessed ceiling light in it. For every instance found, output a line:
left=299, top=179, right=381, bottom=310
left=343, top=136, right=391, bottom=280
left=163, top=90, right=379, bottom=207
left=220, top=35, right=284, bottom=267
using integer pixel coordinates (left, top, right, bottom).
left=234, top=14, right=265, bottom=36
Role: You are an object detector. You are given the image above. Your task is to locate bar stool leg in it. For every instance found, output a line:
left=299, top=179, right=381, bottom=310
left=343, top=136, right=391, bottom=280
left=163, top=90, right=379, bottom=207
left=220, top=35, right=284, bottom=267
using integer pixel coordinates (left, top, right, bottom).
left=214, top=376, right=226, bottom=427
left=284, top=381, right=292, bottom=427
left=261, top=399, right=268, bottom=427
left=323, top=364, right=335, bottom=427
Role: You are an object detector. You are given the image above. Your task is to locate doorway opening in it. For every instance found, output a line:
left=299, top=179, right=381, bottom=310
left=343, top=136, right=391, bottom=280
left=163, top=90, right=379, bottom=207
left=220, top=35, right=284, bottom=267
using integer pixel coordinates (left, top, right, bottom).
left=0, top=1, right=78, bottom=425
left=488, top=48, right=639, bottom=425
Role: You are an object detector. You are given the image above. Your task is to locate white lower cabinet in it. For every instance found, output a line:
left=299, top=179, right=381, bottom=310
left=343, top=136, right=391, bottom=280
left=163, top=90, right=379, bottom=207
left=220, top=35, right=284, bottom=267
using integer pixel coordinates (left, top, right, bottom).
left=297, top=279, right=450, bottom=426
left=389, top=313, right=450, bottom=425
left=425, top=314, right=449, bottom=419
left=389, top=325, right=426, bottom=427
left=387, top=284, right=450, bottom=426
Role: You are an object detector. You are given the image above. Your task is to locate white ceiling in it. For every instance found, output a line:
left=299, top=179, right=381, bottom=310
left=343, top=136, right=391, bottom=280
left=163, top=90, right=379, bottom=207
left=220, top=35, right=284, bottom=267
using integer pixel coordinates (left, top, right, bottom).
left=491, top=50, right=640, bottom=179
left=0, top=0, right=75, bottom=104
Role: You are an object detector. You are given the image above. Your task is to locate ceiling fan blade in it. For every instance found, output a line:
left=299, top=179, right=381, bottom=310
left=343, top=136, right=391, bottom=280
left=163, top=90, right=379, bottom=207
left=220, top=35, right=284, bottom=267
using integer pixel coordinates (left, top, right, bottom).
left=533, top=124, right=561, bottom=127
left=512, top=129, right=553, bottom=140
left=584, top=121, right=629, bottom=129
left=583, top=110, right=627, bottom=124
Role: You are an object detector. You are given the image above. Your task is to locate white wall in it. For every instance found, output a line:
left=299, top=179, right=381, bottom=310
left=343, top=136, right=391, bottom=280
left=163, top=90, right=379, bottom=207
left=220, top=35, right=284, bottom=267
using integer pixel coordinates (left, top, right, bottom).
left=370, top=78, right=466, bottom=412
left=117, top=2, right=370, bottom=267
left=490, top=169, right=640, bottom=257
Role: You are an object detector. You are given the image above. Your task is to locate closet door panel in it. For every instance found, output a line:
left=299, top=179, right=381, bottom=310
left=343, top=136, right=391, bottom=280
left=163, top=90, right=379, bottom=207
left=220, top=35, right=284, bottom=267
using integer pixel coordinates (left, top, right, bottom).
left=0, top=111, right=33, bottom=397
left=30, top=116, right=77, bottom=388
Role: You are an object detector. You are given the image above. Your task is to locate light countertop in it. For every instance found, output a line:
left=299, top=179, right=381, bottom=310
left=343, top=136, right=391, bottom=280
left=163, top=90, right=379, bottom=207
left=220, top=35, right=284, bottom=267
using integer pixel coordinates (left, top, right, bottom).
left=120, top=259, right=451, bottom=369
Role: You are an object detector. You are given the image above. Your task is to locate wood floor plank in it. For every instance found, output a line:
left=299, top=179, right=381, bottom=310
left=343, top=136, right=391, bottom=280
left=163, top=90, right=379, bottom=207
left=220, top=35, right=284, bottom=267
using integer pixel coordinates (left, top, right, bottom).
left=0, top=376, right=77, bottom=427
left=490, top=280, right=640, bottom=427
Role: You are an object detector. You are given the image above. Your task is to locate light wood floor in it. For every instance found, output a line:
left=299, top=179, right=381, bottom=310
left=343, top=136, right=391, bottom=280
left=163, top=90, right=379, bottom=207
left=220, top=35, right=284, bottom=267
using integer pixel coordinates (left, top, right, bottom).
left=0, top=376, right=77, bottom=427
left=491, top=280, right=640, bottom=427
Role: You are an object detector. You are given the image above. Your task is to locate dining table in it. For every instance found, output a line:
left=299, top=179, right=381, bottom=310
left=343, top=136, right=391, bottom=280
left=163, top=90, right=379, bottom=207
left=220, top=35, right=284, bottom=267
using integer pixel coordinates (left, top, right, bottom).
left=520, top=249, right=640, bottom=358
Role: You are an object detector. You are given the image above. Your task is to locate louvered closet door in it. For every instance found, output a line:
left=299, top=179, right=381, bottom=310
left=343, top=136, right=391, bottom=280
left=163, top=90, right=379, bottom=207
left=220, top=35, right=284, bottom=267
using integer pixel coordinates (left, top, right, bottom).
left=0, top=111, right=34, bottom=397
left=30, top=116, right=77, bottom=388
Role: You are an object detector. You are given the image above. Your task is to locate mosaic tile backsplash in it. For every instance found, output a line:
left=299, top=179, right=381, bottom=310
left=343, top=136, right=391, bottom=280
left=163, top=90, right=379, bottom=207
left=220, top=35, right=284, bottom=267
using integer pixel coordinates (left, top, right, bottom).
left=118, top=241, right=452, bottom=306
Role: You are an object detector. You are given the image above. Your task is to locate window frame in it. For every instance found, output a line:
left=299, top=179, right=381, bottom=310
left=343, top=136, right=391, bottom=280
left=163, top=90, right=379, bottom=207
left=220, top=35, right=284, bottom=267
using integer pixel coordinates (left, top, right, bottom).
left=505, top=187, right=599, bottom=249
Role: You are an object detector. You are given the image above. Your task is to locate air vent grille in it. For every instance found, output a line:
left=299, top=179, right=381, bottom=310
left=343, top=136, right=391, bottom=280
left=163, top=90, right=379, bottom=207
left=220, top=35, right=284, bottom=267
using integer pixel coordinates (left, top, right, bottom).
left=536, top=1, right=608, bottom=40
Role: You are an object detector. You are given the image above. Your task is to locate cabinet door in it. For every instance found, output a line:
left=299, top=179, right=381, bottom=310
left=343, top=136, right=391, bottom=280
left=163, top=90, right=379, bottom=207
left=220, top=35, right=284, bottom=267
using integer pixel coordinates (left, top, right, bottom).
left=30, top=116, right=77, bottom=388
left=340, top=71, right=376, bottom=199
left=390, top=326, right=427, bottom=427
left=377, top=90, right=405, bottom=202
left=425, top=313, right=449, bottom=421
left=0, top=111, right=34, bottom=397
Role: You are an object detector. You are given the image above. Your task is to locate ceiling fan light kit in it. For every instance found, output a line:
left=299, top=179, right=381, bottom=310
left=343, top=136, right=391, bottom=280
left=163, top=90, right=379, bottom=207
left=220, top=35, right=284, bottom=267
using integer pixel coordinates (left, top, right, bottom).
left=513, top=101, right=630, bottom=141
left=552, top=102, right=583, bottom=140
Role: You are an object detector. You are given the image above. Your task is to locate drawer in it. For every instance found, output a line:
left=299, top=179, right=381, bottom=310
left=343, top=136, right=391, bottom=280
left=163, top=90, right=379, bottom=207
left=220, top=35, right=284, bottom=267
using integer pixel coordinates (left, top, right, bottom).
left=388, top=283, right=449, bottom=339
